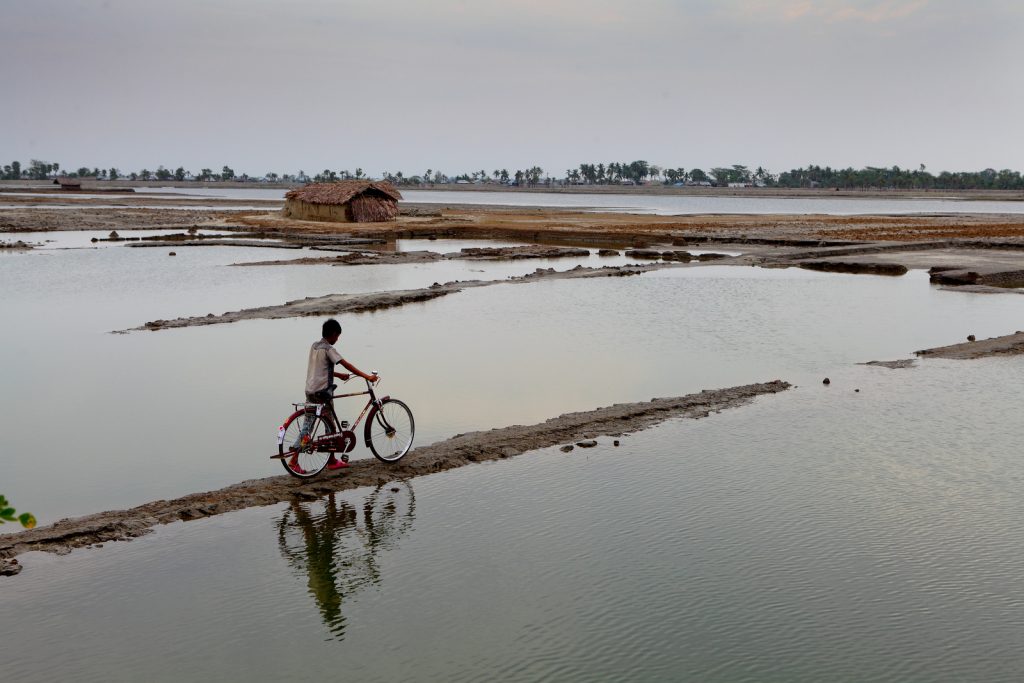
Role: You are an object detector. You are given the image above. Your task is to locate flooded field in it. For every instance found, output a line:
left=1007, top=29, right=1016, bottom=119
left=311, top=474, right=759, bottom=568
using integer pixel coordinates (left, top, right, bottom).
left=3, top=233, right=1024, bottom=520
left=3, top=229, right=1024, bottom=681
left=137, top=186, right=1024, bottom=215
left=4, top=359, right=1023, bottom=681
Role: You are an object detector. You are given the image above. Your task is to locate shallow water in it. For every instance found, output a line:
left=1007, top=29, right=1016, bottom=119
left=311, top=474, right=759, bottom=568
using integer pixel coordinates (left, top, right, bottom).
left=0, top=203, right=273, bottom=210
left=3, top=233, right=1024, bottom=526
left=138, top=186, right=1024, bottom=215
left=401, top=189, right=1024, bottom=216
left=4, top=359, right=1023, bottom=682
left=11, top=229, right=230, bottom=250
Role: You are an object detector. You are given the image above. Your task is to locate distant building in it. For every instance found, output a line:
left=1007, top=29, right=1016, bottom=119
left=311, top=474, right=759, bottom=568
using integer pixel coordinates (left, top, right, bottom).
left=283, top=180, right=402, bottom=223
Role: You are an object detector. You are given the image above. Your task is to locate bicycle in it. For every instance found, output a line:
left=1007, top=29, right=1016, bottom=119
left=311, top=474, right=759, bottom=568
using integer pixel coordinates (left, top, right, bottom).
left=273, top=371, right=415, bottom=478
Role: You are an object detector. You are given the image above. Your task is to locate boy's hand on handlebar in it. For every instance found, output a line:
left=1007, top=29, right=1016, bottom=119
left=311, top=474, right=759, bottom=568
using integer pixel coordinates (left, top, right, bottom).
left=366, top=373, right=379, bottom=383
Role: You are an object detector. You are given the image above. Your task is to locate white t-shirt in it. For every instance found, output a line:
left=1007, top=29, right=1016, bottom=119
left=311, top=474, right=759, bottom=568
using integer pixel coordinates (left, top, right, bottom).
left=305, top=339, right=343, bottom=394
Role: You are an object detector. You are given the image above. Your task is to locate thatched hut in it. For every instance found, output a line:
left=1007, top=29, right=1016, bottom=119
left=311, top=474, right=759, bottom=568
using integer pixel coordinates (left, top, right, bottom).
left=54, top=177, right=82, bottom=191
left=283, top=181, right=402, bottom=223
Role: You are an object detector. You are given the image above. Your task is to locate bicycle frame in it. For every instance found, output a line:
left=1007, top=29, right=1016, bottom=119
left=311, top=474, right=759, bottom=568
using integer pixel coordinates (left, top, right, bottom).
left=275, top=371, right=409, bottom=465
left=282, top=374, right=393, bottom=453
left=327, top=373, right=390, bottom=434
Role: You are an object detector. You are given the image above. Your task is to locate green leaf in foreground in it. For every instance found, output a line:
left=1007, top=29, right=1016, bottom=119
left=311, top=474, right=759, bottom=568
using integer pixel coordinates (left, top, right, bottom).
left=0, top=496, right=35, bottom=528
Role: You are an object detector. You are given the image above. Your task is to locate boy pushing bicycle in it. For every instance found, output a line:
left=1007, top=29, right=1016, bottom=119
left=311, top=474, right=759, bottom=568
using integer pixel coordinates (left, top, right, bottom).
left=295, top=318, right=378, bottom=472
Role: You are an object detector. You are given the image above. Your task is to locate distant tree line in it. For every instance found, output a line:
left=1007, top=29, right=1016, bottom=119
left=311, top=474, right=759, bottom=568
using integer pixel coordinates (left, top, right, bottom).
left=381, top=166, right=546, bottom=186
left=0, top=160, right=307, bottom=183
left=4, top=158, right=1023, bottom=190
left=775, top=164, right=1024, bottom=190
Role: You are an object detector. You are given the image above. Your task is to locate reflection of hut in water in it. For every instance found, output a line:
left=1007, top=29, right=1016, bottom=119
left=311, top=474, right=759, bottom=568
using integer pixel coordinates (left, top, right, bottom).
left=283, top=180, right=402, bottom=223
left=54, top=177, right=82, bottom=191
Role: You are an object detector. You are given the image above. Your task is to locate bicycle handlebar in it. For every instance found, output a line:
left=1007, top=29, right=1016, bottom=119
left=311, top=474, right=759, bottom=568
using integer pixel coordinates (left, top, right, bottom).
left=332, top=371, right=380, bottom=385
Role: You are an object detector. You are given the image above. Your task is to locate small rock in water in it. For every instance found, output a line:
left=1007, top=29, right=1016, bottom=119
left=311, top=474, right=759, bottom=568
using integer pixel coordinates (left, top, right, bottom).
left=0, top=559, right=22, bottom=576
left=168, top=251, right=176, bottom=256
left=390, top=487, right=400, bottom=493
left=967, top=334, right=976, bottom=342
left=822, top=378, right=831, bottom=385
left=613, top=440, right=620, bottom=447
left=91, top=237, right=99, bottom=243
left=855, top=389, right=860, bottom=392
left=576, top=440, right=598, bottom=448
left=560, top=445, right=574, bottom=452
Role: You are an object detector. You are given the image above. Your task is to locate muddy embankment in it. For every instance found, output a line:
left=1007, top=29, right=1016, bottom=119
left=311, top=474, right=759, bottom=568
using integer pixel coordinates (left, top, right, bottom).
left=119, top=263, right=679, bottom=333
left=856, top=331, right=1024, bottom=367
left=235, top=207, right=1024, bottom=245
left=230, top=245, right=595, bottom=267
left=0, top=208, right=255, bottom=232
left=915, top=331, right=1024, bottom=359
left=0, top=380, right=791, bottom=575
left=6, top=199, right=1024, bottom=248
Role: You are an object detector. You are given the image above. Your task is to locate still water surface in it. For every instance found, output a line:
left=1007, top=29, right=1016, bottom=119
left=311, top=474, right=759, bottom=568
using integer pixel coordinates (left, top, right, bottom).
left=4, top=359, right=1023, bottom=681
left=139, top=186, right=1024, bottom=215
left=3, top=232, right=1024, bottom=680
left=2, top=237, right=1024, bottom=523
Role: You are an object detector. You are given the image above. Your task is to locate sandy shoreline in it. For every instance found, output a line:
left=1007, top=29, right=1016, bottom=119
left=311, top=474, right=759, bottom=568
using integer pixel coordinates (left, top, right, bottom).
left=0, top=380, right=790, bottom=574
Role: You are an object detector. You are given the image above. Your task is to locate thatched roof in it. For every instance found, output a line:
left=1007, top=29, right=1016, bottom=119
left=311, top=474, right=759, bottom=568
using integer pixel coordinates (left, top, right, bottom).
left=54, top=177, right=82, bottom=188
left=285, top=181, right=402, bottom=206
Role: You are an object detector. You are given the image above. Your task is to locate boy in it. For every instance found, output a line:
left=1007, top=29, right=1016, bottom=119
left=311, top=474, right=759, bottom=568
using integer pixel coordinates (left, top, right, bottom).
left=297, top=318, right=378, bottom=471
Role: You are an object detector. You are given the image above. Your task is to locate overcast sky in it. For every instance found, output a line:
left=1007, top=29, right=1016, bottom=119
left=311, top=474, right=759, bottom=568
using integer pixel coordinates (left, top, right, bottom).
left=2, top=0, right=1021, bottom=177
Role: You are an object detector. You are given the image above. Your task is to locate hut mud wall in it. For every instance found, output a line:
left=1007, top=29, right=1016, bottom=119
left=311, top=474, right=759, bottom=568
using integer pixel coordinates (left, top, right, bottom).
left=282, top=199, right=352, bottom=223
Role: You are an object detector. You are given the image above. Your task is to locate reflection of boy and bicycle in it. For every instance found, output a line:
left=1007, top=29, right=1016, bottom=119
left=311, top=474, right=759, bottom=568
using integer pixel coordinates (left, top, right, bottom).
left=274, top=318, right=415, bottom=477
left=276, top=482, right=416, bottom=640
left=273, top=319, right=417, bottom=639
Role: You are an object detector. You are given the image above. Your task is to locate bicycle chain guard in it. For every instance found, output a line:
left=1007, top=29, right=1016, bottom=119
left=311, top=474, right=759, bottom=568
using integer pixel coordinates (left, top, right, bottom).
left=317, top=430, right=357, bottom=455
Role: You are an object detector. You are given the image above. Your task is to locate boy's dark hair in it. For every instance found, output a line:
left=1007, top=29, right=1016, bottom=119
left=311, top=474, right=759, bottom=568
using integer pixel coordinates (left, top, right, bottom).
left=322, top=319, right=342, bottom=338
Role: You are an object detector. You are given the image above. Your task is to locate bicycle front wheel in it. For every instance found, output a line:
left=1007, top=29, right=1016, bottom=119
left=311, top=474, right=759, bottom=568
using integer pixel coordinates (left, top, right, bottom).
left=280, top=410, right=334, bottom=478
left=364, top=399, right=415, bottom=463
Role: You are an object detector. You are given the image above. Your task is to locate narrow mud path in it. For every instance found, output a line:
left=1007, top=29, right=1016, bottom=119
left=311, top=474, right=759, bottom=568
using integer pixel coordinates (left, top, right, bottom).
left=916, top=331, right=1024, bottom=359
left=119, top=263, right=678, bottom=333
left=0, top=380, right=790, bottom=572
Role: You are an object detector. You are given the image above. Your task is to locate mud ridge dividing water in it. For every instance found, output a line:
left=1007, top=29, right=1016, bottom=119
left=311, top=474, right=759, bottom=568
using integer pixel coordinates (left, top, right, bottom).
left=915, top=331, right=1024, bottom=359
left=0, top=380, right=790, bottom=574
left=119, top=263, right=680, bottom=333
left=860, top=359, right=918, bottom=369
left=229, top=245, right=593, bottom=267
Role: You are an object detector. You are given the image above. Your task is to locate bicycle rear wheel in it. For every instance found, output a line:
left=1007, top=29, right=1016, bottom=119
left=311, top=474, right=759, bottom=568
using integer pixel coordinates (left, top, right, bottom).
left=364, top=399, right=415, bottom=463
left=280, top=410, right=334, bottom=478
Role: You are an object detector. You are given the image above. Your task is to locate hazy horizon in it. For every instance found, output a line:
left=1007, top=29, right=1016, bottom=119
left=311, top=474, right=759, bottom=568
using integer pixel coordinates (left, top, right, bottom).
left=2, top=0, right=1022, bottom=177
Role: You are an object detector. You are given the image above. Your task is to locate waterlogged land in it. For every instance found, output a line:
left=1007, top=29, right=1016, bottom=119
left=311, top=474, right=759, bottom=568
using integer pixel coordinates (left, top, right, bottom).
left=0, top=381, right=789, bottom=570
left=4, top=189, right=1024, bottom=680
